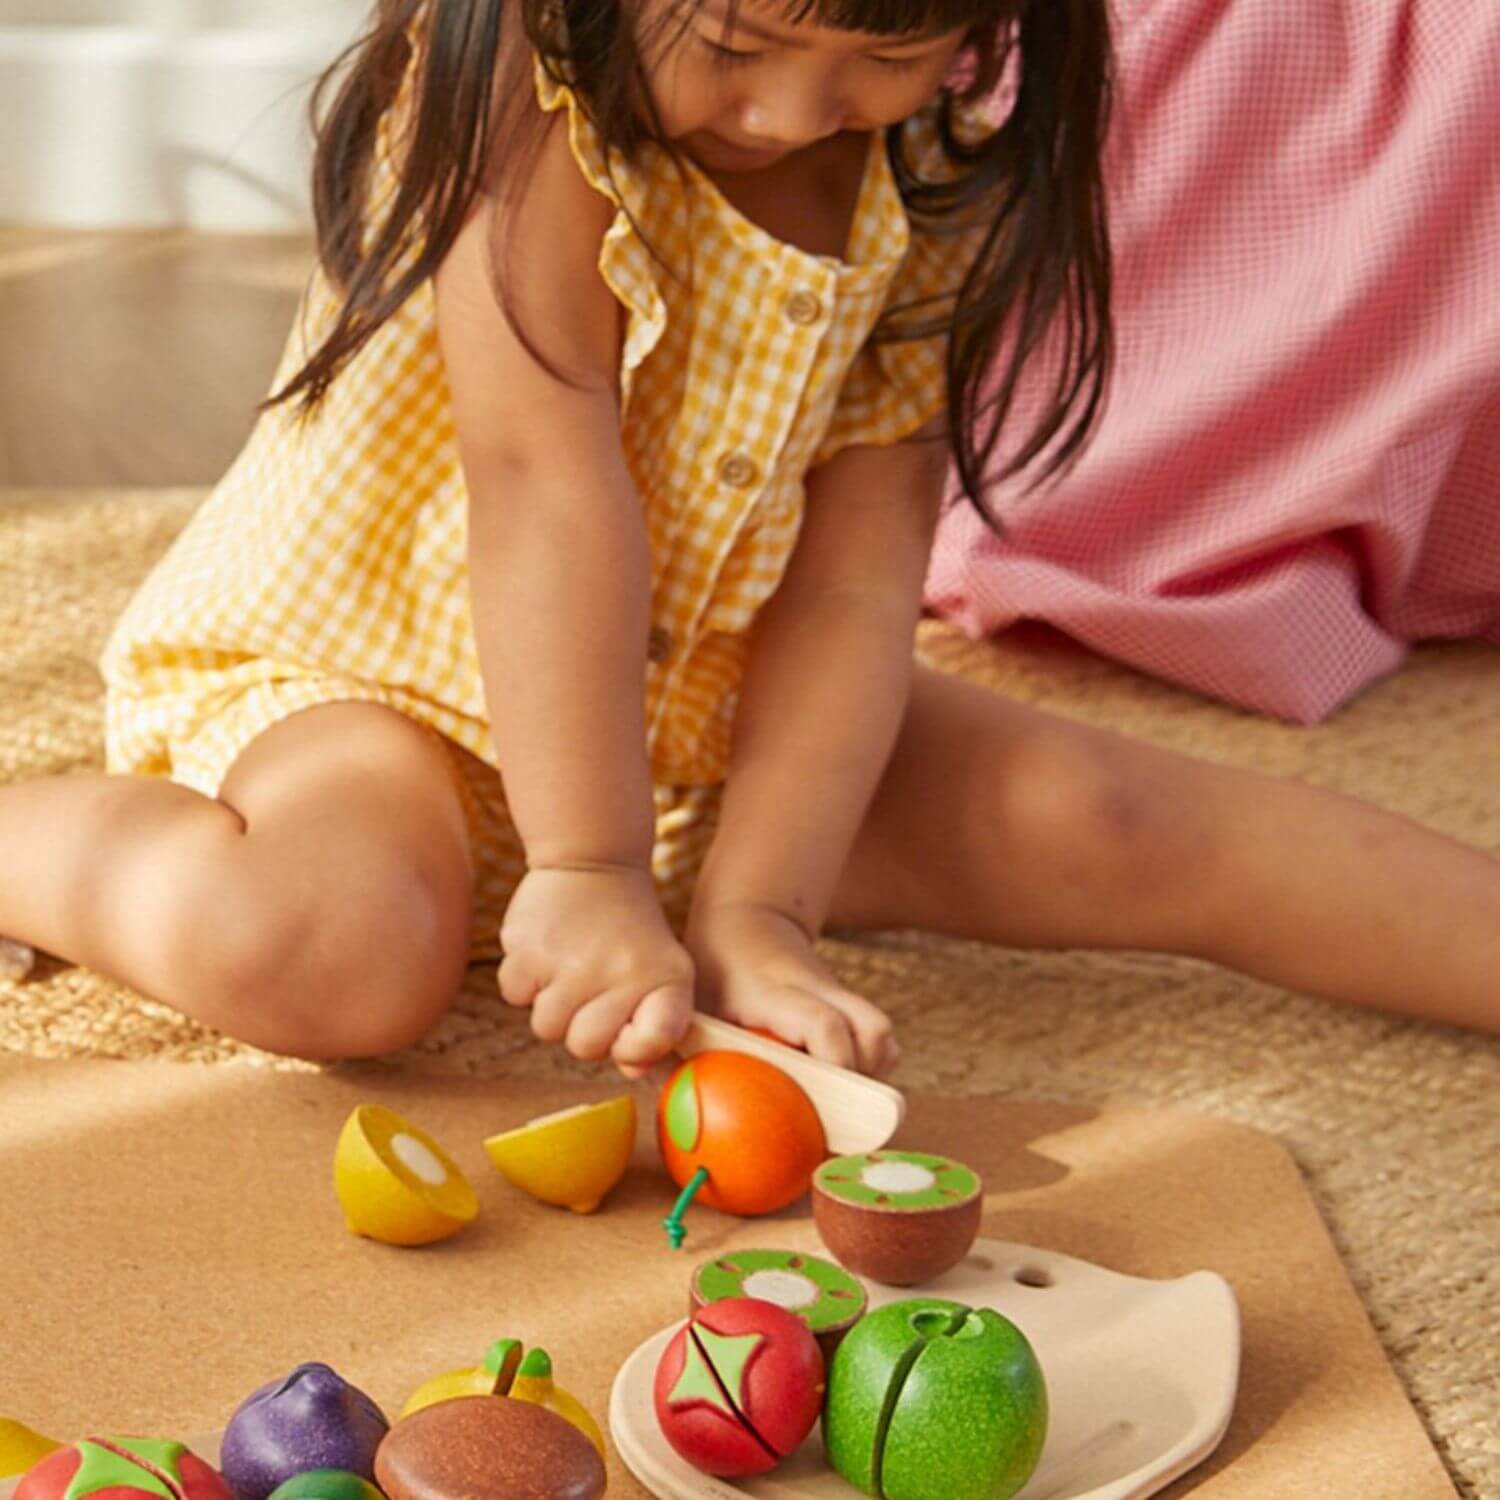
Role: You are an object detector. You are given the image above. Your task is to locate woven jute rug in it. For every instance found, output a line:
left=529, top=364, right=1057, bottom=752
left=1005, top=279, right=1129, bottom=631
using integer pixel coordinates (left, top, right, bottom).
left=3, top=488, right=1498, bottom=1495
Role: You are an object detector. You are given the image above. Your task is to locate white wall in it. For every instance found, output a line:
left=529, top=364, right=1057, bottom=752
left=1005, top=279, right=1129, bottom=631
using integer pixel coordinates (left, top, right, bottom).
left=0, top=0, right=369, bottom=230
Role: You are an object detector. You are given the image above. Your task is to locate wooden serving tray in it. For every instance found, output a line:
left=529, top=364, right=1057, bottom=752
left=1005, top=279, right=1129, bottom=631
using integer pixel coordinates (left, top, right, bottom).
left=610, top=1239, right=1239, bottom=1500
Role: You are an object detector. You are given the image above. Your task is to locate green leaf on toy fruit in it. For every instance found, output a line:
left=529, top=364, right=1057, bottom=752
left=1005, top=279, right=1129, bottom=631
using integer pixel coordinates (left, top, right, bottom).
left=669, top=1330, right=736, bottom=1416
left=694, top=1326, right=764, bottom=1407
left=483, top=1338, right=524, bottom=1392
left=669, top=1325, right=765, bottom=1416
left=664, top=1062, right=701, bottom=1152
left=66, top=1440, right=187, bottom=1500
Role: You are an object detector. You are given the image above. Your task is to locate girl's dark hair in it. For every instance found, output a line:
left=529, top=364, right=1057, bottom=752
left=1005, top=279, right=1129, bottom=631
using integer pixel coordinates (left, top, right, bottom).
left=270, top=0, right=1113, bottom=523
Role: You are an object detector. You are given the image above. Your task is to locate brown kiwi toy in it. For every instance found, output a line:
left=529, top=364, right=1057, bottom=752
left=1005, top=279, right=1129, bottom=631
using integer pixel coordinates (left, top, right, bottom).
left=374, top=1395, right=604, bottom=1500
left=812, top=1150, right=982, bottom=1285
left=690, top=1248, right=868, bottom=1360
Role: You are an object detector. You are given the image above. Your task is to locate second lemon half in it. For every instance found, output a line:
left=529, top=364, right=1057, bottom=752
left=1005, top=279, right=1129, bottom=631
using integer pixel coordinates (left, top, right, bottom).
left=484, top=1096, right=636, bottom=1214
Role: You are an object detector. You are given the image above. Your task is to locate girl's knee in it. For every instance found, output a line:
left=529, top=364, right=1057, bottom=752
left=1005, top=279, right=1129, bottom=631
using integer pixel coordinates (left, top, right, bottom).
left=187, top=860, right=471, bottom=1060
left=996, top=729, right=1214, bottom=902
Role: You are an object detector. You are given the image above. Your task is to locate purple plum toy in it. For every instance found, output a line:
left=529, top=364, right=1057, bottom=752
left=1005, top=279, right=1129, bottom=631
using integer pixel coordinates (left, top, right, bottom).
left=220, top=1363, right=389, bottom=1500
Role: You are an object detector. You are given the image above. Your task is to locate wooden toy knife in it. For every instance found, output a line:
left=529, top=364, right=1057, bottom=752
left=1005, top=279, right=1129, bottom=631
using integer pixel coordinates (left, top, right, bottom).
left=676, top=1012, right=905, bottom=1156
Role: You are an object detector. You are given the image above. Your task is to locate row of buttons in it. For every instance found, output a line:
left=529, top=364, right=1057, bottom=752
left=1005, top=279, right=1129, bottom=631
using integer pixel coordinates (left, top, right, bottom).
left=710, top=290, right=822, bottom=491
left=784, top=289, right=823, bottom=326
left=709, top=289, right=824, bottom=491
left=646, top=289, right=821, bottom=666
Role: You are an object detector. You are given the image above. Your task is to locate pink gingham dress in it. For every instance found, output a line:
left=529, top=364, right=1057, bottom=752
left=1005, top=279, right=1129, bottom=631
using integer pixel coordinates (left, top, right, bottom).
left=925, top=0, right=1500, bottom=721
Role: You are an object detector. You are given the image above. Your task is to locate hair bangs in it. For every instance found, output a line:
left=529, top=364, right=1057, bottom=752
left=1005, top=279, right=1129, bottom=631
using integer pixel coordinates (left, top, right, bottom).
left=767, top=0, right=1008, bottom=40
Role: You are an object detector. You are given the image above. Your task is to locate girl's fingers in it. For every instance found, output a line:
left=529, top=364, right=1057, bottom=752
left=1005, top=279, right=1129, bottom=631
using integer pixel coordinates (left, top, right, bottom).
left=766, top=997, right=860, bottom=1072
left=563, top=984, right=650, bottom=1062
left=528, top=979, right=592, bottom=1044
left=731, top=983, right=895, bottom=1075
left=497, top=952, right=545, bottom=1009
left=816, top=987, right=898, bottom=1076
left=612, top=982, right=696, bottom=1070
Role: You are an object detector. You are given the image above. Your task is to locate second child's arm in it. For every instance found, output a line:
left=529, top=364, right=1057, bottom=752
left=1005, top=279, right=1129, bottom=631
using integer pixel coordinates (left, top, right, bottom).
left=684, top=425, right=950, bottom=1072
left=434, top=117, right=694, bottom=1072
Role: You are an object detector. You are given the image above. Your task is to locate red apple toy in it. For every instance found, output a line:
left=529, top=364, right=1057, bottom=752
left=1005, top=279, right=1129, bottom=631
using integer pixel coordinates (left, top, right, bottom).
left=17, top=1439, right=235, bottom=1500
left=653, top=1297, right=825, bottom=1477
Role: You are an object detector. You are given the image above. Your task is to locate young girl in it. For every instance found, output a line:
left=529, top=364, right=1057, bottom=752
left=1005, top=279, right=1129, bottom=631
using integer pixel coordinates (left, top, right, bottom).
left=1, top=0, right=1495, bottom=1075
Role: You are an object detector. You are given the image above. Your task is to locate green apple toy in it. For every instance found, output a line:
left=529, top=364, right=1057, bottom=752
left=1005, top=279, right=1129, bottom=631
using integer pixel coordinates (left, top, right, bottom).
left=823, top=1298, right=1047, bottom=1500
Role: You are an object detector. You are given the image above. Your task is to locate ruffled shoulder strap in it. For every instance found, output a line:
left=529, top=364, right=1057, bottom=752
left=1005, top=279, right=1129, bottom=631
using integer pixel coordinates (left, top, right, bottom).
left=533, top=59, right=668, bottom=381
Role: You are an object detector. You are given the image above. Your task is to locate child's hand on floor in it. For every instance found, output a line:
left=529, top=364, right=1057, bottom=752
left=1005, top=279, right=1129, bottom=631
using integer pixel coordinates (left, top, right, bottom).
left=498, top=866, right=696, bottom=1078
left=683, top=902, right=899, bottom=1076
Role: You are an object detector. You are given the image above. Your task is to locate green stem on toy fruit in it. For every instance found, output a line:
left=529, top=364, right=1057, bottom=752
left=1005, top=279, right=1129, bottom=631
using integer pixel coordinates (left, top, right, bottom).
left=663, top=1166, right=710, bottom=1249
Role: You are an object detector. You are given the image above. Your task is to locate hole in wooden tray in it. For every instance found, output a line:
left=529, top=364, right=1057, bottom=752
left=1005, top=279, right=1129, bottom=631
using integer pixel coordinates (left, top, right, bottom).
left=1014, top=1264, right=1055, bottom=1288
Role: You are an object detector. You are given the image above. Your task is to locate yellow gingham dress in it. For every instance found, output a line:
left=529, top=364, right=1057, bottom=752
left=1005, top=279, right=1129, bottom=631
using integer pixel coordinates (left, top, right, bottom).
left=102, top=58, right=978, bottom=954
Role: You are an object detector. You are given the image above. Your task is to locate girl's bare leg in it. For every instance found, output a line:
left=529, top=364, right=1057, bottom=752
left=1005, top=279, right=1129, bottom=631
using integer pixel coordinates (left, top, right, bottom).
left=830, top=667, right=1500, bottom=1032
left=0, top=703, right=475, bottom=1058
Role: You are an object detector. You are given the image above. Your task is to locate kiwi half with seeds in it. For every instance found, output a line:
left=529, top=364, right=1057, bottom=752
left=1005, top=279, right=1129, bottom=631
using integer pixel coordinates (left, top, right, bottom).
left=812, top=1151, right=982, bottom=1286
left=691, top=1248, right=868, bottom=1359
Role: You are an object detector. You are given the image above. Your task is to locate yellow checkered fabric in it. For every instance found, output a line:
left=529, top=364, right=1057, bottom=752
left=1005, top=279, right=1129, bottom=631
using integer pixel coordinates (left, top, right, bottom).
left=101, top=56, right=981, bottom=950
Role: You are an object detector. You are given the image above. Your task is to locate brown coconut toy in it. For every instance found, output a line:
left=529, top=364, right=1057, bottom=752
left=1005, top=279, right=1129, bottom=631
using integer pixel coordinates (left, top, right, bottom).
left=812, top=1150, right=982, bottom=1286
left=374, top=1396, right=604, bottom=1500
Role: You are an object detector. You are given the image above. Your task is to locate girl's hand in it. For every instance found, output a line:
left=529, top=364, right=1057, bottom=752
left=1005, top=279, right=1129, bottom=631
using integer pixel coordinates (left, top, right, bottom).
left=683, top=903, right=898, bottom=1076
left=498, top=867, right=696, bottom=1078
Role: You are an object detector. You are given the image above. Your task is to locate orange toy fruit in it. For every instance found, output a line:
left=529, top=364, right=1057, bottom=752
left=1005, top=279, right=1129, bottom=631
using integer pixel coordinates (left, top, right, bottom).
left=658, top=1051, right=827, bottom=1246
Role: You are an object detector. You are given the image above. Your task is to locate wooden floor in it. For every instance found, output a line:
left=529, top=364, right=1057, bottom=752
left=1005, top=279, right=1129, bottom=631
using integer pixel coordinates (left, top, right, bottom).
left=0, top=227, right=316, bottom=488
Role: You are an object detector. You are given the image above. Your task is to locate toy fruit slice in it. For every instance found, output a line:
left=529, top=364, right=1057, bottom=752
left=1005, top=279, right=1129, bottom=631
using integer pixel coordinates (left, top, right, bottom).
left=0, top=1420, right=60, bottom=1479
left=333, top=1105, right=478, bottom=1246
left=823, top=1298, right=1047, bottom=1500
left=691, top=1249, right=867, bottom=1359
left=399, top=1339, right=524, bottom=1419
left=483, top=1096, right=635, bottom=1214
left=813, top=1150, right=982, bottom=1285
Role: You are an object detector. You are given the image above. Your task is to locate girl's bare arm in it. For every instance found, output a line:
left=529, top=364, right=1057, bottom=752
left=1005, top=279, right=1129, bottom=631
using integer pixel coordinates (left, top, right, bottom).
left=688, top=424, right=951, bottom=939
left=435, top=115, right=695, bottom=1071
left=434, top=120, right=655, bottom=871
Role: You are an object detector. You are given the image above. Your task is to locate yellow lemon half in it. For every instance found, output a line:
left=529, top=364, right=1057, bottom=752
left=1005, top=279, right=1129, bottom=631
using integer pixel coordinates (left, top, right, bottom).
left=0, top=1418, right=61, bottom=1479
left=483, top=1096, right=636, bottom=1214
left=334, top=1104, right=479, bottom=1246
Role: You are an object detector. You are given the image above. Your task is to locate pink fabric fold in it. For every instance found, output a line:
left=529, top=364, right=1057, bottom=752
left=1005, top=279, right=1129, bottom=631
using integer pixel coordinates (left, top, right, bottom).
left=924, top=0, right=1500, bottom=721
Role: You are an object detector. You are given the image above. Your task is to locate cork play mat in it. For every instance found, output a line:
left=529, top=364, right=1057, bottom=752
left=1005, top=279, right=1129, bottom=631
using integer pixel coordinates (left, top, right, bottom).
left=2, top=489, right=1499, bottom=1496
left=0, top=1061, right=1463, bottom=1498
